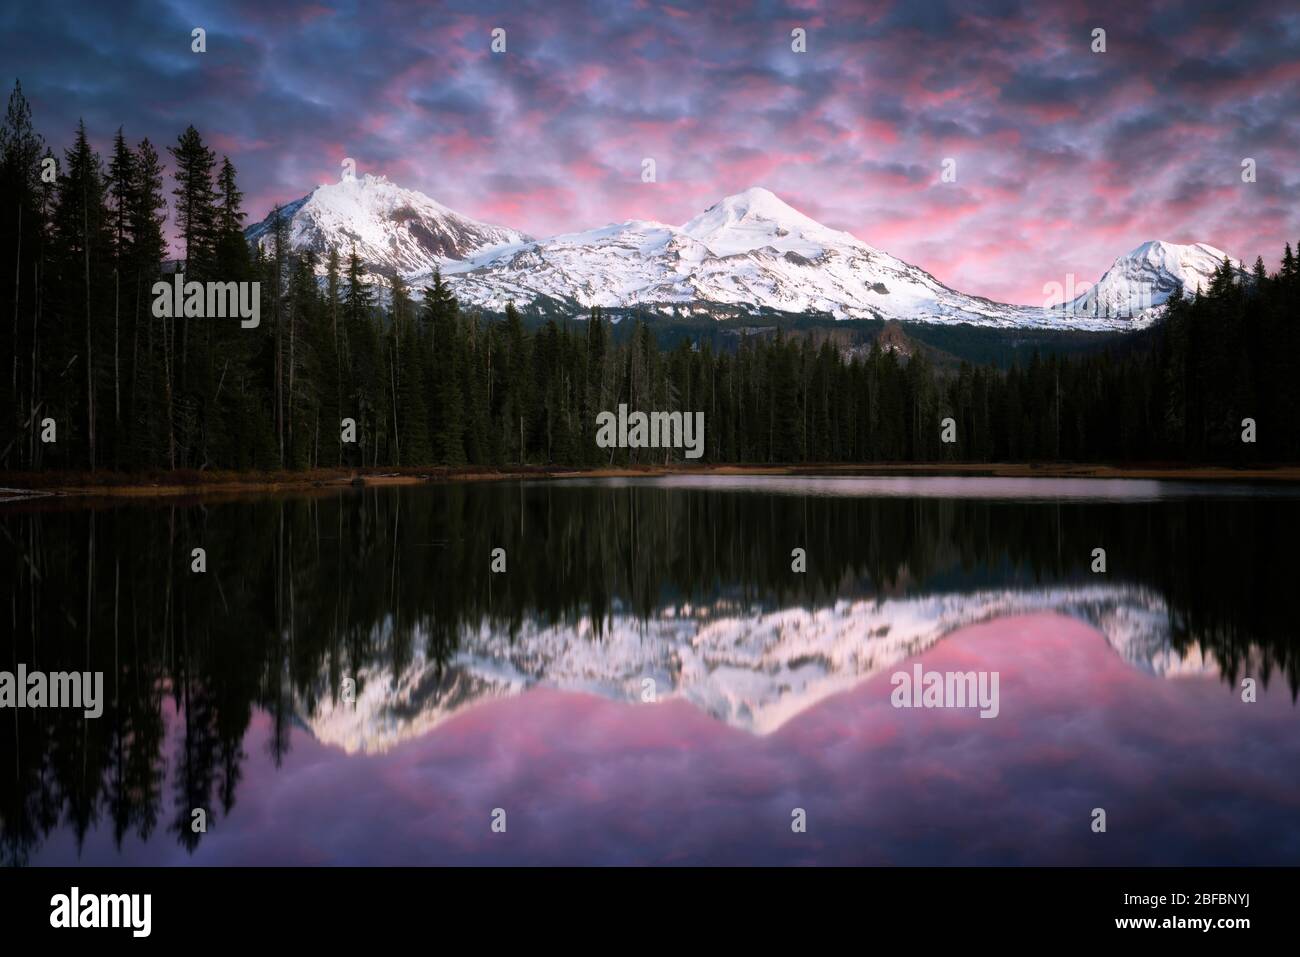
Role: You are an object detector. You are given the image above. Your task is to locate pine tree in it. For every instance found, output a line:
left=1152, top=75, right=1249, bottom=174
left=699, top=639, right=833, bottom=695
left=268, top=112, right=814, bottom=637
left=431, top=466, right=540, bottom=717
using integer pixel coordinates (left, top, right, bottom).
left=103, top=128, right=137, bottom=457
left=285, top=249, right=321, bottom=467
left=125, top=137, right=168, bottom=466
left=397, top=314, right=431, bottom=465
left=269, top=204, right=290, bottom=464
left=0, top=79, right=47, bottom=468
left=214, top=156, right=243, bottom=239
left=422, top=268, right=465, bottom=464
left=462, top=312, right=492, bottom=465
left=106, top=129, right=134, bottom=256
left=168, top=126, right=217, bottom=398
left=324, top=245, right=343, bottom=464
left=168, top=126, right=217, bottom=275
left=502, top=302, right=531, bottom=464
left=343, top=247, right=379, bottom=465
left=52, top=120, right=113, bottom=468
left=1252, top=256, right=1268, bottom=289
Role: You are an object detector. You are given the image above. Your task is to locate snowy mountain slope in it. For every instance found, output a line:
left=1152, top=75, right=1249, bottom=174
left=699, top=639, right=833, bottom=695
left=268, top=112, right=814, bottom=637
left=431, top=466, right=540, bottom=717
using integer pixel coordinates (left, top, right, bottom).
left=299, top=584, right=1236, bottom=754
left=438, top=186, right=1080, bottom=327
left=246, top=179, right=1238, bottom=332
left=244, top=173, right=529, bottom=277
left=1056, top=240, right=1243, bottom=318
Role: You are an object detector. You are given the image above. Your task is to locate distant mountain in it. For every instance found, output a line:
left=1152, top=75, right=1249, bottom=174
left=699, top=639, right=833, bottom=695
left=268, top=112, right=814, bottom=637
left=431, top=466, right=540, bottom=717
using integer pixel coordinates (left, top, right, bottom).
left=244, top=173, right=528, bottom=276
left=439, top=186, right=1079, bottom=327
left=1057, top=240, right=1243, bottom=318
left=246, top=179, right=1239, bottom=332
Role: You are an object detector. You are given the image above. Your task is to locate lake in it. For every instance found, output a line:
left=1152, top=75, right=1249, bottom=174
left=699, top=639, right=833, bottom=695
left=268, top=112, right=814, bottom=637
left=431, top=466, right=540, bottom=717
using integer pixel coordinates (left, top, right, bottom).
left=2, top=476, right=1298, bottom=865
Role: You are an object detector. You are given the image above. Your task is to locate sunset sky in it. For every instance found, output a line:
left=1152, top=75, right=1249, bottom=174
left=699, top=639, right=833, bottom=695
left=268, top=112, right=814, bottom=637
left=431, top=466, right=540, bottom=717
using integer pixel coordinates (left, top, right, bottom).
left=5, top=0, right=1299, bottom=304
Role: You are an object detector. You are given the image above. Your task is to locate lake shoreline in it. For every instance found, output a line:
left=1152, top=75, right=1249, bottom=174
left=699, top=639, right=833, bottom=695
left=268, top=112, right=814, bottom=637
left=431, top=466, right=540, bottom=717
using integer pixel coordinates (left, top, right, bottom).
left=4, top=461, right=1300, bottom=501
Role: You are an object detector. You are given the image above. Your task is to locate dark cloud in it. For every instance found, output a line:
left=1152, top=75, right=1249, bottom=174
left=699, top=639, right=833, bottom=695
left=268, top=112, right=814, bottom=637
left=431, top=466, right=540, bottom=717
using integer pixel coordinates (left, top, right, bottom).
left=1, top=0, right=1295, bottom=303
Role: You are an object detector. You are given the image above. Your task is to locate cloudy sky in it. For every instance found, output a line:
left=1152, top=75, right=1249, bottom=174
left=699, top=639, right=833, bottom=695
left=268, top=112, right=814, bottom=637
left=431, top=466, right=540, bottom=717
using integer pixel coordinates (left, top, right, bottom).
left=4, top=0, right=1298, bottom=304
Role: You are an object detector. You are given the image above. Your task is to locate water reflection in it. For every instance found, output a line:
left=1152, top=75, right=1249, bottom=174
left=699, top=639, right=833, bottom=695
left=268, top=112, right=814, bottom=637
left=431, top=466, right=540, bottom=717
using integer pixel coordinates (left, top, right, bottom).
left=2, top=477, right=1298, bottom=864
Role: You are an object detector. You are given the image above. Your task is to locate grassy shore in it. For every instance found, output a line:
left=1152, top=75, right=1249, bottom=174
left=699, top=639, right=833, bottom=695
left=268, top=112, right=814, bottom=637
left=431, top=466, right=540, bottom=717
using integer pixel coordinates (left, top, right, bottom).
left=3, top=461, right=1300, bottom=502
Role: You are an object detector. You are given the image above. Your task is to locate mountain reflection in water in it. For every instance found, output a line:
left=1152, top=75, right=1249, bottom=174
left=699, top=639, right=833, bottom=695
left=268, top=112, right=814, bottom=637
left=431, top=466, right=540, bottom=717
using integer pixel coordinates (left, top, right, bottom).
left=3, top=477, right=1298, bottom=865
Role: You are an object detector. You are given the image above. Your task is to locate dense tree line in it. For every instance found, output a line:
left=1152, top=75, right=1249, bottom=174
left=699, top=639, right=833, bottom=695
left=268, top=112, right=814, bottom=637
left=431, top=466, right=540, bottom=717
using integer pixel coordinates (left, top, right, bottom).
left=3, top=84, right=1298, bottom=472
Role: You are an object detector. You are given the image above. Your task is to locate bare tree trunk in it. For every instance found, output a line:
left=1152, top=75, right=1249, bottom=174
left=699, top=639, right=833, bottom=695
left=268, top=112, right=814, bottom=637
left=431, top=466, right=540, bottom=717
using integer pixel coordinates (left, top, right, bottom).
left=114, top=267, right=120, bottom=447
left=273, top=267, right=283, bottom=466
left=333, top=288, right=341, bottom=466
left=11, top=203, right=20, bottom=402
left=164, top=313, right=175, bottom=470
left=275, top=306, right=283, bottom=465
left=389, top=332, right=399, bottom=466
left=29, top=256, right=38, bottom=469
left=213, top=358, right=229, bottom=404
left=180, top=290, right=188, bottom=393
left=288, top=298, right=296, bottom=461
left=130, top=272, right=140, bottom=423
left=83, top=193, right=96, bottom=469
left=84, top=511, right=94, bottom=785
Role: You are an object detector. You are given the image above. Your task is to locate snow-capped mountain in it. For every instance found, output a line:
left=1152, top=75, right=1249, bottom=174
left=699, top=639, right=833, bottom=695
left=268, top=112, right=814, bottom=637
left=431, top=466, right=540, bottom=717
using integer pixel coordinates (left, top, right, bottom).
left=244, top=173, right=529, bottom=276
left=246, top=179, right=1236, bottom=331
left=299, top=584, right=1240, bottom=754
left=439, top=186, right=1075, bottom=327
left=1057, top=240, right=1242, bottom=319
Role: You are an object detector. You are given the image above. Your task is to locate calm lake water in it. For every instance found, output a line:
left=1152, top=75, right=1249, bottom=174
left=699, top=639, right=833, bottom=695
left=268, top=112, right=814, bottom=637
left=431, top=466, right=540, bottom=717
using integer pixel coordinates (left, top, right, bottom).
left=2, top=476, right=1298, bottom=866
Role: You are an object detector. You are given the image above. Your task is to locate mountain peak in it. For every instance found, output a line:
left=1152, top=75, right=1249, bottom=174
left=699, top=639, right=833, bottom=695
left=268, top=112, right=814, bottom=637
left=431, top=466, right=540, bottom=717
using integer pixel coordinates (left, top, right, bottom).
left=329, top=171, right=390, bottom=188
left=245, top=176, right=528, bottom=275
left=714, top=185, right=791, bottom=214
left=1126, top=239, right=1229, bottom=265
left=309, top=172, right=452, bottom=217
left=681, top=186, right=860, bottom=258
left=693, top=186, right=816, bottom=228
left=1062, top=240, right=1241, bottom=318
